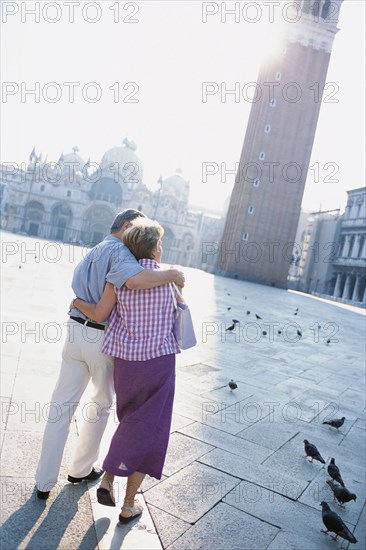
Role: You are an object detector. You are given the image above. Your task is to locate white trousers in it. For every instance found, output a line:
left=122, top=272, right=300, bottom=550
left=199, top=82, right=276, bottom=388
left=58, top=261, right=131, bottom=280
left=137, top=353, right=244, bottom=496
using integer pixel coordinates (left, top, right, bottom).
left=35, top=319, right=114, bottom=492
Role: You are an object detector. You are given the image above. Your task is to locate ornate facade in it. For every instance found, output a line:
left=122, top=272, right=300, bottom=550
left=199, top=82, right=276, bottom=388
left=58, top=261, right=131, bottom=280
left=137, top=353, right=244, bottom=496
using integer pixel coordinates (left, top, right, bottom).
left=292, top=188, right=366, bottom=307
left=330, top=188, right=366, bottom=305
left=0, top=139, right=224, bottom=269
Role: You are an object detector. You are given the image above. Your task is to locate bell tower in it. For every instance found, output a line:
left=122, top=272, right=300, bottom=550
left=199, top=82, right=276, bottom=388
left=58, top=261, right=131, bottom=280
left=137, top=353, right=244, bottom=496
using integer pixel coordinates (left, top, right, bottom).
left=218, top=0, right=343, bottom=287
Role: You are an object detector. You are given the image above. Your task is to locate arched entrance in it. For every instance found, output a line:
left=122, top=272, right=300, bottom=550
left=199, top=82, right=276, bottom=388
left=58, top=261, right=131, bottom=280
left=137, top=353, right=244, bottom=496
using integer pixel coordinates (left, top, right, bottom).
left=81, top=205, right=115, bottom=246
left=50, top=203, right=73, bottom=241
left=24, top=201, right=45, bottom=236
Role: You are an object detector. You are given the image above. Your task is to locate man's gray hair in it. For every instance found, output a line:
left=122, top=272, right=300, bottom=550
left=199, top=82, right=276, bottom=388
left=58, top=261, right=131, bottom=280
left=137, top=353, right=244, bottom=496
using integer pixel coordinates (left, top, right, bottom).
left=110, top=209, right=145, bottom=233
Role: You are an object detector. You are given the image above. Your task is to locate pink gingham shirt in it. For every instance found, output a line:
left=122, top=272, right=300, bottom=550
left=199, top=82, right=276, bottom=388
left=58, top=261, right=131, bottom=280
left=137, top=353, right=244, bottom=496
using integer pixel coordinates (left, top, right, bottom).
left=102, top=259, right=180, bottom=361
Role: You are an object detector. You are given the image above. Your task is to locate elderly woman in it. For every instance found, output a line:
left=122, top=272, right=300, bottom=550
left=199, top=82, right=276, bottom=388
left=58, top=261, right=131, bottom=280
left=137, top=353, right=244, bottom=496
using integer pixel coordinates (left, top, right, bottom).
left=72, top=219, right=181, bottom=523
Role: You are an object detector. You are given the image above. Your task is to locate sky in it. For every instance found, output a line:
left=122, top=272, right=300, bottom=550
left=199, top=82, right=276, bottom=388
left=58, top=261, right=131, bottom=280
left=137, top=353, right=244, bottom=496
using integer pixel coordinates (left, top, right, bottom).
left=1, top=0, right=365, bottom=215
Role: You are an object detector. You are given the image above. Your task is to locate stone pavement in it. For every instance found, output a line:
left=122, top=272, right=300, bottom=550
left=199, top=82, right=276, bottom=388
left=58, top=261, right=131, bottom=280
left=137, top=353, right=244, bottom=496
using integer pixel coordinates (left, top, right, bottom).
left=0, top=232, right=365, bottom=550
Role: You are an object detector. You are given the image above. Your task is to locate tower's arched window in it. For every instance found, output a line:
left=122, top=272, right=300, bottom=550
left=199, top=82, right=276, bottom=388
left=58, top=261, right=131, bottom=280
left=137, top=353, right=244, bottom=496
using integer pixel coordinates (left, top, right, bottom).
left=322, top=0, right=332, bottom=19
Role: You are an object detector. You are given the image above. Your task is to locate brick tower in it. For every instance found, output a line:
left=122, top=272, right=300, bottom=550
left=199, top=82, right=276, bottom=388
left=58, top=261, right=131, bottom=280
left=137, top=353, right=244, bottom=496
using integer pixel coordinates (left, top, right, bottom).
left=218, top=0, right=344, bottom=287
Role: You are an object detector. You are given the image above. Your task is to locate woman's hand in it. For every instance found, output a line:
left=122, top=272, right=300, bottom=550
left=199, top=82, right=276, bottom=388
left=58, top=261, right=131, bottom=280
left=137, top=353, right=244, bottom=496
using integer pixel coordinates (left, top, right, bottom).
left=71, top=283, right=117, bottom=323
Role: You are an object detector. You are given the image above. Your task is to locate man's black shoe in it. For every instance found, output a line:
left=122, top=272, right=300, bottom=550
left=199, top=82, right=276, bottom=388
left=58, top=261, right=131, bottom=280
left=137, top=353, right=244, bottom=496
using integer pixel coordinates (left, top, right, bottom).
left=37, top=490, right=50, bottom=500
left=67, top=467, right=104, bottom=483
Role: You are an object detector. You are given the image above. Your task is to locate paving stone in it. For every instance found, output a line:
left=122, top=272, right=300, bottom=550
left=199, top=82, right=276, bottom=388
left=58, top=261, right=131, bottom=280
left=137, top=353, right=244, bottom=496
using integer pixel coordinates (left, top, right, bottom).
left=144, top=462, right=239, bottom=524
left=0, top=476, right=97, bottom=550
left=167, top=502, right=279, bottom=550
left=200, top=397, right=270, bottom=435
left=354, top=418, right=366, bottom=430
left=236, top=419, right=299, bottom=452
left=0, top=355, right=19, bottom=374
left=89, top=489, right=162, bottom=550
left=198, top=447, right=304, bottom=499
left=262, top=430, right=364, bottom=488
left=141, top=474, right=167, bottom=493
left=179, top=421, right=272, bottom=462
left=176, top=363, right=221, bottom=377
left=173, top=392, right=222, bottom=423
left=147, top=504, right=191, bottom=548
left=0, top=373, right=16, bottom=398
left=170, top=414, right=195, bottom=433
left=224, top=480, right=326, bottom=543
left=243, top=371, right=289, bottom=390
left=267, top=529, right=338, bottom=550
left=297, top=367, right=331, bottom=384
left=163, top=433, right=213, bottom=476
left=339, top=426, right=366, bottom=459
left=0, top=429, right=78, bottom=479
left=200, top=382, right=256, bottom=405
left=353, top=503, right=366, bottom=549
left=274, top=378, right=317, bottom=399
left=339, top=389, right=366, bottom=411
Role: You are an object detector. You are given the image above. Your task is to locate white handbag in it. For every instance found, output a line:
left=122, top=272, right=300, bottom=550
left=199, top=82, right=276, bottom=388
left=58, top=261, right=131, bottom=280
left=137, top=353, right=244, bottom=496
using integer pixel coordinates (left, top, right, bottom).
left=169, top=283, right=197, bottom=350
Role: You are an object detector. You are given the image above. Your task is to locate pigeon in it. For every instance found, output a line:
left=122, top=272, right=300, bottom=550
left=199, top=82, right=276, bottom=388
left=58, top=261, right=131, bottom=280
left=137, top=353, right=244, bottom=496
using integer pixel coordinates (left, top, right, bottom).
left=327, top=458, right=345, bottom=487
left=255, top=314, right=262, bottom=320
left=225, top=323, right=236, bottom=331
left=295, top=307, right=299, bottom=312
left=320, top=501, right=358, bottom=544
left=227, top=293, right=231, bottom=296
left=326, top=480, right=357, bottom=507
left=277, top=330, right=282, bottom=335
left=18, top=265, right=22, bottom=269
left=246, top=311, right=250, bottom=315
left=297, top=329, right=302, bottom=337
left=228, top=379, right=238, bottom=391
left=232, top=319, right=240, bottom=324
left=323, top=417, right=345, bottom=431
left=227, top=307, right=231, bottom=311
left=326, top=338, right=331, bottom=345
left=304, top=440, right=325, bottom=463
left=294, top=311, right=298, bottom=316
left=262, top=331, right=267, bottom=336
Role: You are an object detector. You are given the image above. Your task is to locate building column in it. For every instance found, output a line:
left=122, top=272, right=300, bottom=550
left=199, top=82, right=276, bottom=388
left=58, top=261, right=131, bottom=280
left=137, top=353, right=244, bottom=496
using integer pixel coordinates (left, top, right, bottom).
left=333, top=273, right=342, bottom=297
left=363, top=284, right=366, bottom=305
left=342, top=274, right=352, bottom=300
left=362, top=238, right=366, bottom=260
left=350, top=235, right=361, bottom=258
left=341, top=234, right=352, bottom=257
left=351, top=275, right=362, bottom=302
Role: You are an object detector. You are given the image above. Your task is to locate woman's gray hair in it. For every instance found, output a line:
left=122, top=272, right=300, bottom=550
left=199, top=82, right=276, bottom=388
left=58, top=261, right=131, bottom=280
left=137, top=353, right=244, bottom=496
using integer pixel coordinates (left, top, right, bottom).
left=110, top=209, right=145, bottom=233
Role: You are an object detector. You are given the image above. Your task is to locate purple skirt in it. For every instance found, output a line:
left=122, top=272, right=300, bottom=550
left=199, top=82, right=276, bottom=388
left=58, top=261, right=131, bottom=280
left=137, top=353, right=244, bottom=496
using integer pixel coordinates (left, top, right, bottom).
left=103, top=354, right=175, bottom=479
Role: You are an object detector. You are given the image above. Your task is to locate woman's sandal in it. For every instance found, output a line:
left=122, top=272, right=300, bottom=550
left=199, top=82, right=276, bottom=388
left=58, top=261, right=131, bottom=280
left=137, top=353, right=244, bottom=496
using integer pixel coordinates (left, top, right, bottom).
left=97, top=478, right=116, bottom=507
left=118, top=500, right=143, bottom=524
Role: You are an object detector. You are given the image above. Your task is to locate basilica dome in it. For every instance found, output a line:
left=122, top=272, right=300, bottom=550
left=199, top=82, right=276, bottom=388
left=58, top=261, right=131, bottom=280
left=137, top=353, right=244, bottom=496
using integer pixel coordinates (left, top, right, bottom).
left=100, top=138, right=143, bottom=188
left=61, top=146, right=86, bottom=174
left=161, top=169, right=189, bottom=202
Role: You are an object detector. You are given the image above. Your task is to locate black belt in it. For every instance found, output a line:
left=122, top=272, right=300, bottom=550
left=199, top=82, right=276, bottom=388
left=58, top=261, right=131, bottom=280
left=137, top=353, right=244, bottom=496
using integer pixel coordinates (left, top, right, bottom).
left=70, top=316, right=106, bottom=331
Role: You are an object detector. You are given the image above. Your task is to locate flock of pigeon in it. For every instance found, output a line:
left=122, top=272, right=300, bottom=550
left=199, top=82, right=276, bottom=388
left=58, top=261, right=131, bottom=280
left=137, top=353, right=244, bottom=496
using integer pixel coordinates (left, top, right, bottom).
left=223, top=292, right=360, bottom=546
left=303, top=425, right=358, bottom=546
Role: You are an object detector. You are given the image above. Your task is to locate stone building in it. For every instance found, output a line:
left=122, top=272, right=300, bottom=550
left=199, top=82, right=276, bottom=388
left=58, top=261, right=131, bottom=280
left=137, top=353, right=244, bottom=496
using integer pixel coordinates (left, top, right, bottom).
left=0, top=139, right=224, bottom=270
left=292, top=188, right=366, bottom=306
left=330, top=188, right=366, bottom=304
left=218, top=0, right=344, bottom=287
left=296, top=209, right=341, bottom=294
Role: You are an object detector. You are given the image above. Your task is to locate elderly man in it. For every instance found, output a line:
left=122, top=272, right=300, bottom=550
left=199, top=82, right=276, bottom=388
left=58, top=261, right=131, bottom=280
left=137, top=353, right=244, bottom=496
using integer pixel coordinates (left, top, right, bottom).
left=35, top=209, right=184, bottom=499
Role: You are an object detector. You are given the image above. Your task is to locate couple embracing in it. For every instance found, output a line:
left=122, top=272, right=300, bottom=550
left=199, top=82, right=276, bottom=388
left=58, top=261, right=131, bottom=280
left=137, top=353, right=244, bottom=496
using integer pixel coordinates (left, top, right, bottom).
left=36, top=209, right=186, bottom=524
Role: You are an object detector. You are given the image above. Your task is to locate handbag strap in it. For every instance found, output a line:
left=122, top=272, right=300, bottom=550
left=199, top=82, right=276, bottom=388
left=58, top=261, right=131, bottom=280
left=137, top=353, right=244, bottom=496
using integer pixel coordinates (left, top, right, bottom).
left=171, top=282, right=185, bottom=303
left=169, top=283, right=178, bottom=310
